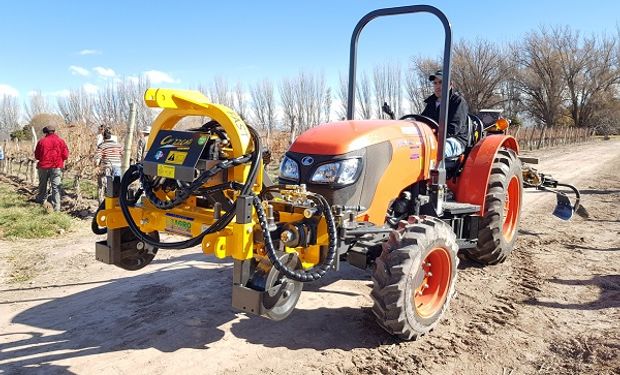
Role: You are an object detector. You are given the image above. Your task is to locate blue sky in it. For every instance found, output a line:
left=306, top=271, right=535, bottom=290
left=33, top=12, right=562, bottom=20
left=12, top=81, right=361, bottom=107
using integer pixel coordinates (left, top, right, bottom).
left=1, top=0, right=618, bottom=103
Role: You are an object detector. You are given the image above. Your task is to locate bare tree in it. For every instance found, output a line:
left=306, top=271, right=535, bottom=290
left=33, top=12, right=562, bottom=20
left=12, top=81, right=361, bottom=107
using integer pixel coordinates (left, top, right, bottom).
left=591, top=98, right=620, bottom=136
left=552, top=27, right=620, bottom=128
left=0, top=95, right=21, bottom=137
left=250, top=79, right=277, bottom=142
left=25, top=90, right=53, bottom=123
left=406, top=57, right=438, bottom=113
left=280, top=71, right=330, bottom=143
left=280, top=77, right=297, bottom=144
left=122, top=76, right=155, bottom=131
left=57, top=88, right=94, bottom=125
left=93, top=84, right=126, bottom=129
left=339, top=69, right=373, bottom=120
left=451, top=38, right=507, bottom=113
left=210, top=76, right=234, bottom=108
left=512, top=28, right=566, bottom=129
left=336, top=72, right=348, bottom=120
left=498, top=60, right=523, bottom=120
left=323, top=87, right=332, bottom=123
left=232, top=81, right=248, bottom=123
left=373, top=62, right=402, bottom=118
left=356, top=70, right=373, bottom=119
left=28, top=113, right=65, bottom=137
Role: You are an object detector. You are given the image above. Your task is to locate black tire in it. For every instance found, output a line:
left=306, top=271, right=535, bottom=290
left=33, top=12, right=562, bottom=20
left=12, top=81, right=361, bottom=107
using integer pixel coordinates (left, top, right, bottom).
left=91, top=200, right=107, bottom=235
left=467, top=148, right=523, bottom=265
left=371, top=217, right=458, bottom=340
left=117, top=228, right=160, bottom=271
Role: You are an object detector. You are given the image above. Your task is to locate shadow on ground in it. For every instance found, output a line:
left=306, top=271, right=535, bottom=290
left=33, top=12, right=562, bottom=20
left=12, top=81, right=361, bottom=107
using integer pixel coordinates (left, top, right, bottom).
left=524, top=274, right=620, bottom=310
left=1, top=253, right=386, bottom=372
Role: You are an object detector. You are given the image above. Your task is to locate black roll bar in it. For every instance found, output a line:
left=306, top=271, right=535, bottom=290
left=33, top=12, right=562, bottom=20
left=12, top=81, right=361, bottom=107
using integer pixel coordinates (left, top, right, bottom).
left=346, top=5, right=453, bottom=215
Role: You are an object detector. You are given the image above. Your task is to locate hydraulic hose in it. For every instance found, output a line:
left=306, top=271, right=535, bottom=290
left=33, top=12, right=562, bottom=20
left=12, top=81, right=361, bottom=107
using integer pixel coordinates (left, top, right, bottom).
left=92, top=187, right=144, bottom=235
left=142, top=153, right=252, bottom=210
left=115, top=125, right=262, bottom=249
left=253, top=191, right=337, bottom=282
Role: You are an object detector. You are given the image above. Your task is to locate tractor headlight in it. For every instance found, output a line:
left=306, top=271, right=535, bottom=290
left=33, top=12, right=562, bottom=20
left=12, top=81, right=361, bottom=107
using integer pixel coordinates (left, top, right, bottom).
left=279, top=156, right=299, bottom=181
left=310, top=158, right=361, bottom=185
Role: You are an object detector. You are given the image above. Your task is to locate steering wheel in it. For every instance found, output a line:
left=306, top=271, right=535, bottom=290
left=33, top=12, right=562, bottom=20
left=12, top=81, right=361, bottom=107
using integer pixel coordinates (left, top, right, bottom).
left=399, top=114, right=439, bottom=133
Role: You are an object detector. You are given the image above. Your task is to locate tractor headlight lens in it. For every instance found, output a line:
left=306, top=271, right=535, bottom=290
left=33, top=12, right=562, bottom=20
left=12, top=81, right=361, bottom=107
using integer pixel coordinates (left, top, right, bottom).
left=279, top=156, right=299, bottom=181
left=310, top=158, right=361, bottom=185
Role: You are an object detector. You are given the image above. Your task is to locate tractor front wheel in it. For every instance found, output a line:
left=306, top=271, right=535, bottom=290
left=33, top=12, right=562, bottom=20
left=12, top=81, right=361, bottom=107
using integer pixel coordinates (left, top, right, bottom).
left=371, top=217, right=458, bottom=340
left=468, top=148, right=523, bottom=265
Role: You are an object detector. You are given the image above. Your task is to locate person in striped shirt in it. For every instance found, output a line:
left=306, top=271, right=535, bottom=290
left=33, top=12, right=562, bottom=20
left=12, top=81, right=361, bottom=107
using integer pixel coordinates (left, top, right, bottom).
left=95, top=128, right=123, bottom=201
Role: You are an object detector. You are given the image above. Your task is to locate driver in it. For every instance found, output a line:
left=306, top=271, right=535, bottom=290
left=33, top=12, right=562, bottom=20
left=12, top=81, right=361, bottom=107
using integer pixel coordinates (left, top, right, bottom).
left=420, top=69, right=469, bottom=157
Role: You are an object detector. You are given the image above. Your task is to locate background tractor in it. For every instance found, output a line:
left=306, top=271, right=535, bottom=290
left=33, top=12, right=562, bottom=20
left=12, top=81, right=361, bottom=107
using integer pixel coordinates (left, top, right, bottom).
left=93, top=5, right=580, bottom=340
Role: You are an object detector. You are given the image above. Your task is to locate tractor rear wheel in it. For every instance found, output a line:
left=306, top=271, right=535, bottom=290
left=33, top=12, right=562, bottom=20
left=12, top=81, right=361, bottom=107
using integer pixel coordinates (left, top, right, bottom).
left=468, top=148, right=523, bottom=265
left=371, top=217, right=458, bottom=340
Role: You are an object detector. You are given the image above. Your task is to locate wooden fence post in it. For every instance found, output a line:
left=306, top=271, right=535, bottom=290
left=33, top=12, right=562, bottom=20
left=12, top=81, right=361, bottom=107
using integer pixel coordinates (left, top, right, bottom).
left=30, top=160, right=37, bottom=184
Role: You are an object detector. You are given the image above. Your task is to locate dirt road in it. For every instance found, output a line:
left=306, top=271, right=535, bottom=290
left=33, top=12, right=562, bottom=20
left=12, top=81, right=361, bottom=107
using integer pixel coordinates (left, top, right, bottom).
left=1, top=140, right=619, bottom=375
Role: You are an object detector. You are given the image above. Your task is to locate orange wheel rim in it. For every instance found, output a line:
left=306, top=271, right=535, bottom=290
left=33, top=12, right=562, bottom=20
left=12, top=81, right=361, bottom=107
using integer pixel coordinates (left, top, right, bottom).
left=413, top=247, right=452, bottom=318
left=503, top=176, right=520, bottom=241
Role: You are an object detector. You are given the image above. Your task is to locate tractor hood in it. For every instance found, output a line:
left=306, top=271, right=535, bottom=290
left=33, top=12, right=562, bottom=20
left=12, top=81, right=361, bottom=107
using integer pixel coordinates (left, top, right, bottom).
left=289, top=119, right=426, bottom=155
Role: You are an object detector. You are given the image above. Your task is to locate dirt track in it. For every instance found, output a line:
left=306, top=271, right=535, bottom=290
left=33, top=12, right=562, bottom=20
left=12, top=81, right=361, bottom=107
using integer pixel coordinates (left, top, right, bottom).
left=1, top=140, right=619, bottom=375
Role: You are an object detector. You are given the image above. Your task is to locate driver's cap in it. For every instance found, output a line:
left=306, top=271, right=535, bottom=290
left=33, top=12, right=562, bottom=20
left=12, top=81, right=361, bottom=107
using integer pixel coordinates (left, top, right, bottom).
left=429, top=69, right=443, bottom=81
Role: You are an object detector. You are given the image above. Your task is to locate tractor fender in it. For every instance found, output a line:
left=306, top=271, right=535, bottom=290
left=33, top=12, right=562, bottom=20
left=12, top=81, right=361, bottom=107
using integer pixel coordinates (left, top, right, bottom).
left=454, top=135, right=519, bottom=212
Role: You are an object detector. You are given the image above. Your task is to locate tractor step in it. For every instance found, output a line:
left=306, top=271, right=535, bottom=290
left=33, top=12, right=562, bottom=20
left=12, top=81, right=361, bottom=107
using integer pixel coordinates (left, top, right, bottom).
left=443, top=201, right=480, bottom=215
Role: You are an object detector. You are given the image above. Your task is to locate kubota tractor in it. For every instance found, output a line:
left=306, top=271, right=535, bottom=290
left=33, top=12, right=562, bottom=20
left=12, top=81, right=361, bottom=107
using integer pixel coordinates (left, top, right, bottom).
left=93, top=5, right=580, bottom=339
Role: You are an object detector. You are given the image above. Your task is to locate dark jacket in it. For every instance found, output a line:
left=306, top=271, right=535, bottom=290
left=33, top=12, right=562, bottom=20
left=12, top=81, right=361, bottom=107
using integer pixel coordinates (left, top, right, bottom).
left=420, top=90, right=469, bottom=147
left=34, top=133, right=69, bottom=169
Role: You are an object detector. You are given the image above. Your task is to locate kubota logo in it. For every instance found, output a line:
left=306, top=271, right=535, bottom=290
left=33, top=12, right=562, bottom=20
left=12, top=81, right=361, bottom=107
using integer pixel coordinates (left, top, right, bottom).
left=301, top=156, right=314, bottom=166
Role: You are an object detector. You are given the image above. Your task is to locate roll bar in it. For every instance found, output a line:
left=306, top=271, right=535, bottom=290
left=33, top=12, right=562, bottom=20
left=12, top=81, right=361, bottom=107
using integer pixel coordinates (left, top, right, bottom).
left=346, top=5, right=453, bottom=215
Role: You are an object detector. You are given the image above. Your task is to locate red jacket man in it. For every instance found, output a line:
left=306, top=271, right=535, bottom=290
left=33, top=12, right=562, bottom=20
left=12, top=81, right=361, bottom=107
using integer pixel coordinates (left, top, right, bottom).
left=34, top=125, right=69, bottom=211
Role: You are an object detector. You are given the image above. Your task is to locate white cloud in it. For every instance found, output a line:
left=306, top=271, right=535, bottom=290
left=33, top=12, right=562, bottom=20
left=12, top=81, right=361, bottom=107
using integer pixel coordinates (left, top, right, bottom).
left=0, top=84, right=19, bottom=97
left=79, top=49, right=101, bottom=56
left=52, top=89, right=71, bottom=98
left=83, top=83, right=99, bottom=94
left=93, top=66, right=116, bottom=78
left=143, top=70, right=178, bottom=84
left=69, top=65, right=90, bottom=76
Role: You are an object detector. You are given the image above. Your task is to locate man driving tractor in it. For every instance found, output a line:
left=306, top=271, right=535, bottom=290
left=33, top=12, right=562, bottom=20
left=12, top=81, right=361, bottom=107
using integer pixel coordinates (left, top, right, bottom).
left=421, top=69, right=469, bottom=157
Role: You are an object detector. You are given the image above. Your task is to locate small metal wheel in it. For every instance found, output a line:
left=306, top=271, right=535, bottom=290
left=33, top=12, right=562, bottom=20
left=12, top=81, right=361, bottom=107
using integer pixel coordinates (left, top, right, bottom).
left=248, top=253, right=303, bottom=321
left=118, top=228, right=160, bottom=271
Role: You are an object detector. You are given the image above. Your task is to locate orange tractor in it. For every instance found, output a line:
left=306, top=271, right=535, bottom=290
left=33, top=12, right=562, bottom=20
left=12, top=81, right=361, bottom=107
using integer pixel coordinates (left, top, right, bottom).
left=93, top=5, right=580, bottom=339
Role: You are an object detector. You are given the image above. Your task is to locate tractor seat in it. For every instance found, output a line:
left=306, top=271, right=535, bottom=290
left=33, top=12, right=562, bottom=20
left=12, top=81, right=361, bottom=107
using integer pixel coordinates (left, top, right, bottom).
left=467, top=114, right=484, bottom=148
left=445, top=114, right=484, bottom=177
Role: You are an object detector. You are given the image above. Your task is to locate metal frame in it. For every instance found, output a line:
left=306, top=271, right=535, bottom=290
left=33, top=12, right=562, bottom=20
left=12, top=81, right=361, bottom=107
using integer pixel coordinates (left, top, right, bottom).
left=346, top=5, right=453, bottom=215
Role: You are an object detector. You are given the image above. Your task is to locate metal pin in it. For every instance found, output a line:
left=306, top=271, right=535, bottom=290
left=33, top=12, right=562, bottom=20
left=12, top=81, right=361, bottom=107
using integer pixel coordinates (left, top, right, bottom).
left=267, top=204, right=277, bottom=231
left=213, top=202, right=222, bottom=220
